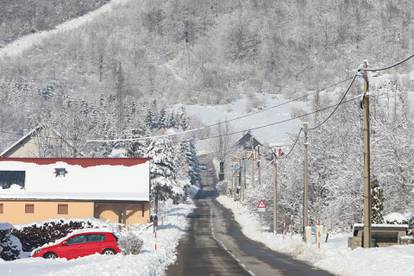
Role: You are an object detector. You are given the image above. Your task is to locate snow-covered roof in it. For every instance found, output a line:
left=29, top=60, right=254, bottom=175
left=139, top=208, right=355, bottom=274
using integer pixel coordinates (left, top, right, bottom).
left=0, top=158, right=150, bottom=201
left=0, top=125, right=42, bottom=157
left=353, top=223, right=409, bottom=229
left=0, top=124, right=83, bottom=157
left=384, top=212, right=409, bottom=223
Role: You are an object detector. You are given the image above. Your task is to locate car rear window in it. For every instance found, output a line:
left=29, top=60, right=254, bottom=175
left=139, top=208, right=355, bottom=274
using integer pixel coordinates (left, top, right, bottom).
left=86, top=234, right=106, bottom=242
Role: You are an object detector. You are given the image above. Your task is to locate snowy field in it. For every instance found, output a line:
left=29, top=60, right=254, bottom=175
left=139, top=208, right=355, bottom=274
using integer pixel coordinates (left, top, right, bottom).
left=217, top=195, right=414, bottom=276
left=0, top=202, right=194, bottom=276
left=180, top=93, right=308, bottom=154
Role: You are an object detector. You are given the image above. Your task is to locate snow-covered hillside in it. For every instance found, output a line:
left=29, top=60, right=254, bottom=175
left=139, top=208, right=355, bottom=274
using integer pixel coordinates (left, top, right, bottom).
left=179, top=93, right=309, bottom=154
left=0, top=0, right=131, bottom=59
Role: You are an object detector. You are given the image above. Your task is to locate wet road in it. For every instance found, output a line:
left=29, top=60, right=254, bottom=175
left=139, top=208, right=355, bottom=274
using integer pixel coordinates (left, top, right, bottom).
left=166, top=165, right=334, bottom=276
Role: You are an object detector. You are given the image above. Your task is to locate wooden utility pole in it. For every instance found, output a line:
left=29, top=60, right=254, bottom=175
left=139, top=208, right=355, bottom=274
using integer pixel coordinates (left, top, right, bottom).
left=257, top=146, right=261, bottom=186
left=362, top=60, right=372, bottom=248
left=251, top=137, right=255, bottom=187
left=243, top=156, right=247, bottom=200
left=273, top=154, right=278, bottom=234
left=239, top=158, right=243, bottom=201
left=303, top=122, right=309, bottom=240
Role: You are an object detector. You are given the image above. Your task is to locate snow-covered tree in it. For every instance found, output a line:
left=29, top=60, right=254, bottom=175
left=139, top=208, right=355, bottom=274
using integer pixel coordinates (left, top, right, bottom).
left=371, top=176, right=384, bottom=224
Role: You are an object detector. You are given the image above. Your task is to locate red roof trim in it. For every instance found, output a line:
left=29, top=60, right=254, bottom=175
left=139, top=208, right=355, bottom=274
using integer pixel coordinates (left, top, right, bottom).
left=0, top=157, right=149, bottom=168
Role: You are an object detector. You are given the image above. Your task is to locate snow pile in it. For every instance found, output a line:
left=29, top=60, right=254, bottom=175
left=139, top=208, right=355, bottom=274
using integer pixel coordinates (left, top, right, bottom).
left=0, top=201, right=194, bottom=275
left=217, top=195, right=414, bottom=276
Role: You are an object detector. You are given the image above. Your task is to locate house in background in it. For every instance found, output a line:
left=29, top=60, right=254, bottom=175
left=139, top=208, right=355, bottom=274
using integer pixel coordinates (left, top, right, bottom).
left=232, top=130, right=263, bottom=151
left=0, top=157, right=150, bottom=225
left=0, top=124, right=81, bottom=158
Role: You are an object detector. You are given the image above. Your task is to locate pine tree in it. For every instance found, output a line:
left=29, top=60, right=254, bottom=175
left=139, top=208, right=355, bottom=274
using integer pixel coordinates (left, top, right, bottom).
left=371, top=176, right=385, bottom=224
left=146, top=138, right=178, bottom=212
left=159, top=108, right=167, bottom=129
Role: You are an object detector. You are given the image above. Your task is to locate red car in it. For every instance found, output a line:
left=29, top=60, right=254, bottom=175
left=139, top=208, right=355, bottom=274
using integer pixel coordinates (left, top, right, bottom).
left=32, top=231, right=121, bottom=259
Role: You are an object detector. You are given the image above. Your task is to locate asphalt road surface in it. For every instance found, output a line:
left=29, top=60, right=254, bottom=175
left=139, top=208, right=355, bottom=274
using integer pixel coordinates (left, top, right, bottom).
left=166, top=165, right=334, bottom=276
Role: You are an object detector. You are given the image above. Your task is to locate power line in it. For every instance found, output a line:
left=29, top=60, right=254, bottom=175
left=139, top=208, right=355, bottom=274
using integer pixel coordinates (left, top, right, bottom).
left=191, top=92, right=369, bottom=143
left=215, top=77, right=353, bottom=127
left=279, top=127, right=303, bottom=158
left=361, top=53, right=414, bottom=72
left=308, top=74, right=358, bottom=131
left=86, top=76, right=353, bottom=143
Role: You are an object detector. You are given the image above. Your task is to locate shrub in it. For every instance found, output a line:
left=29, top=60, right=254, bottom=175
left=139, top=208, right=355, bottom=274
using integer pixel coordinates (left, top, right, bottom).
left=12, top=219, right=98, bottom=252
left=118, top=232, right=143, bottom=255
left=0, top=223, right=22, bottom=261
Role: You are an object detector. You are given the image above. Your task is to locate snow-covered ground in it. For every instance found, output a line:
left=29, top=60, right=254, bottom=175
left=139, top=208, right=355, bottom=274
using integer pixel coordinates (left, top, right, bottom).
left=217, top=195, right=414, bottom=276
left=0, top=201, right=194, bottom=276
left=180, top=93, right=309, bottom=154
left=0, top=0, right=132, bottom=59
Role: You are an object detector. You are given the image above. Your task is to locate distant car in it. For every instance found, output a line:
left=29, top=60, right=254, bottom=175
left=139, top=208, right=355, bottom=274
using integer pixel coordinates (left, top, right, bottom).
left=32, top=231, right=121, bottom=260
left=199, top=164, right=207, bottom=170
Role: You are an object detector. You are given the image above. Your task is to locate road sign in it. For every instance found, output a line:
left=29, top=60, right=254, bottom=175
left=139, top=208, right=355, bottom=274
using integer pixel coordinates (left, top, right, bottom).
left=257, top=200, right=267, bottom=212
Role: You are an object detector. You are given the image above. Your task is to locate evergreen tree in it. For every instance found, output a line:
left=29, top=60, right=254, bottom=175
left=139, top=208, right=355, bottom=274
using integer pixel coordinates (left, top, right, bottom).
left=159, top=108, right=167, bottom=129
left=146, top=138, right=177, bottom=212
left=371, top=177, right=385, bottom=224
left=181, top=140, right=201, bottom=186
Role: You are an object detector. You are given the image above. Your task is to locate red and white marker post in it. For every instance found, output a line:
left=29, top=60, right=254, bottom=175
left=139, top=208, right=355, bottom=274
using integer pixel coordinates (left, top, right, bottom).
left=316, top=219, right=321, bottom=249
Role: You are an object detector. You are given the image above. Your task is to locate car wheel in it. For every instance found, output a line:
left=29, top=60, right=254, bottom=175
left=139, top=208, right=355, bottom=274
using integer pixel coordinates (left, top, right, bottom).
left=44, top=252, right=57, bottom=259
left=102, top=249, right=116, bottom=255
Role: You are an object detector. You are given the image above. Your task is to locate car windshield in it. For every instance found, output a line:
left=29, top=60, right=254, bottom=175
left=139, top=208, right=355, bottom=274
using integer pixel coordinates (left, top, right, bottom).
left=67, top=235, right=87, bottom=245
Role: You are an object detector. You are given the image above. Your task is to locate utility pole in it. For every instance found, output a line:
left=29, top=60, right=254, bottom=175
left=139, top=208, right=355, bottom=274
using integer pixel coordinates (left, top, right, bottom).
left=362, top=60, right=372, bottom=248
left=243, top=156, right=247, bottom=200
left=257, top=146, right=261, bottom=186
left=303, top=122, right=309, bottom=240
left=232, top=167, right=236, bottom=200
left=239, top=158, right=243, bottom=201
left=273, top=153, right=278, bottom=235
left=250, top=137, right=255, bottom=187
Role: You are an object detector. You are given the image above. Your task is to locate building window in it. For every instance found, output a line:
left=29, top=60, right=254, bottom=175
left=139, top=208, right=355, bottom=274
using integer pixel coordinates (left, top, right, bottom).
left=58, top=204, right=68, bottom=215
left=0, top=171, right=26, bottom=189
left=25, top=204, right=34, bottom=214
left=0, top=203, right=3, bottom=214
left=54, top=168, right=68, bottom=178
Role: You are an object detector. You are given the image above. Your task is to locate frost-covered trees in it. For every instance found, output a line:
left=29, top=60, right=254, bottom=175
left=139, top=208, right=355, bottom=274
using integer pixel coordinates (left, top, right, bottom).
left=146, top=138, right=177, bottom=210
left=227, top=79, right=414, bottom=233
left=180, top=140, right=201, bottom=186
left=0, top=223, right=21, bottom=261
left=128, top=136, right=199, bottom=213
left=371, top=177, right=384, bottom=224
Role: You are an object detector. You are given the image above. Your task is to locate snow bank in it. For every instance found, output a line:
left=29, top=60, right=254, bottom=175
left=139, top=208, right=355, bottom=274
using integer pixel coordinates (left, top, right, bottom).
left=384, top=212, right=409, bottom=224
left=0, top=201, right=194, bottom=276
left=217, top=195, right=414, bottom=276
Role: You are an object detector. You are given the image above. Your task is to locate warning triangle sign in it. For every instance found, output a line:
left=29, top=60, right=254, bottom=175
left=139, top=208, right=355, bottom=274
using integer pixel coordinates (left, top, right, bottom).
left=257, top=200, right=267, bottom=209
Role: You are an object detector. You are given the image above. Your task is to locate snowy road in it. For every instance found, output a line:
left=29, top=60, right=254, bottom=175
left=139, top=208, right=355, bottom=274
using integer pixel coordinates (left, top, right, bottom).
left=167, top=163, right=333, bottom=276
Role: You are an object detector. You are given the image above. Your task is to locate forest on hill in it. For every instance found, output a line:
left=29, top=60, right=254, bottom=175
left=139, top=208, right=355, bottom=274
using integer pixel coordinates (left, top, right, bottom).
left=0, top=0, right=109, bottom=45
